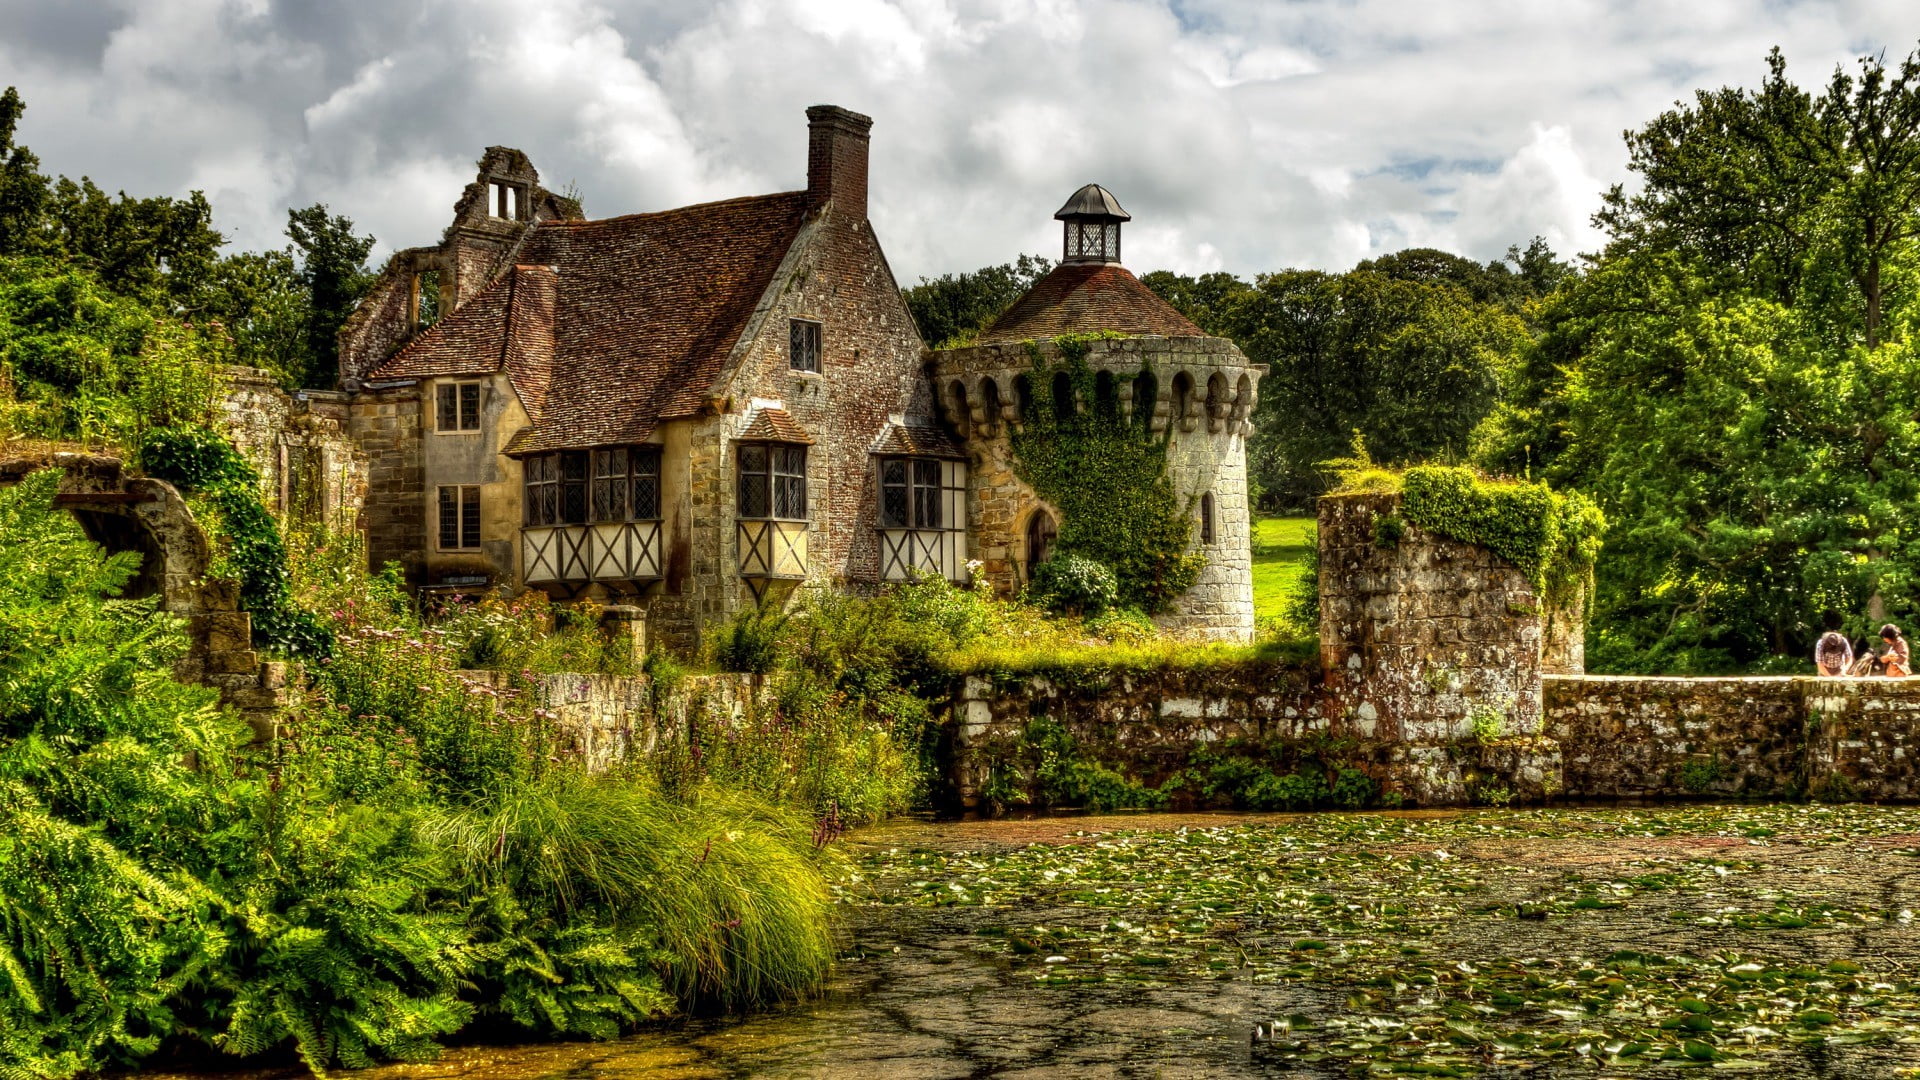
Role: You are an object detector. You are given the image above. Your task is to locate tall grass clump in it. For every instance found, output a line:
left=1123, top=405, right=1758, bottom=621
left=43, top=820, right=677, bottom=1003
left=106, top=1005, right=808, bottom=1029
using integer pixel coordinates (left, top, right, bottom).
left=432, top=776, right=835, bottom=1010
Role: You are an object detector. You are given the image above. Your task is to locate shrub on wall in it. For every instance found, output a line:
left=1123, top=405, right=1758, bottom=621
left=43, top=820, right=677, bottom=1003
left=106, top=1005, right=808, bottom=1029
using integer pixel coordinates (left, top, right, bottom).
left=1397, top=465, right=1603, bottom=605
left=1029, top=553, right=1120, bottom=616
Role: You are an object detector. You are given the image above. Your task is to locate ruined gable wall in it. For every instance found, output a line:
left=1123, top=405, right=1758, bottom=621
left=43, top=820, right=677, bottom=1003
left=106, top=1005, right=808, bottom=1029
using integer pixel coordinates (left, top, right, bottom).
left=216, top=367, right=368, bottom=529
left=1319, top=491, right=1546, bottom=742
left=348, top=384, right=426, bottom=582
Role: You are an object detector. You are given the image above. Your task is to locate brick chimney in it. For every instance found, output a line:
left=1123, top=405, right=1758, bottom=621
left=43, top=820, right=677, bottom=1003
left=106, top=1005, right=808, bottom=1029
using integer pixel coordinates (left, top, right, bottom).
left=806, top=105, right=872, bottom=219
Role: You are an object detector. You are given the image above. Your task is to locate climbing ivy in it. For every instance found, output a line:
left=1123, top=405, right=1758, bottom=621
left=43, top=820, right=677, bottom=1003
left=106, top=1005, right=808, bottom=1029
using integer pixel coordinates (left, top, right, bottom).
left=1010, top=334, right=1204, bottom=612
left=1399, top=464, right=1603, bottom=605
left=138, top=426, right=333, bottom=657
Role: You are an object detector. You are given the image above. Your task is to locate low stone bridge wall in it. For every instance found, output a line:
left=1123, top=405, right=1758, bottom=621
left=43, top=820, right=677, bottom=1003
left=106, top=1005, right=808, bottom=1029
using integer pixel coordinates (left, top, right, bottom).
left=1545, top=674, right=1920, bottom=801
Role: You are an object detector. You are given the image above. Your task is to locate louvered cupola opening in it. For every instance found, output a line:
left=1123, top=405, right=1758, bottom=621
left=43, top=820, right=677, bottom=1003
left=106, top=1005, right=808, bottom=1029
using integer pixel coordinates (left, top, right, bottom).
left=1056, top=183, right=1130, bottom=265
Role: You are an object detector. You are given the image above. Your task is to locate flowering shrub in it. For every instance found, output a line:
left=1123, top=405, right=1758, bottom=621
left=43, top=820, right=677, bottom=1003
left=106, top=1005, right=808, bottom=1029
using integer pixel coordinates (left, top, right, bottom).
left=1029, top=553, right=1121, bottom=616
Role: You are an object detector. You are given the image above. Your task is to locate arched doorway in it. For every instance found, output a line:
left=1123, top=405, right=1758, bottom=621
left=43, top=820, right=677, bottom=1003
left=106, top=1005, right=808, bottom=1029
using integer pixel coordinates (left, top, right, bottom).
left=1024, top=508, right=1058, bottom=581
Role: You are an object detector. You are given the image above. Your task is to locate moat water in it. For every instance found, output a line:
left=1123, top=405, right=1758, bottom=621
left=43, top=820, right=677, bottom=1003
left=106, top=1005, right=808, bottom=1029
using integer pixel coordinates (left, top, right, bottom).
left=137, top=808, right=1920, bottom=1079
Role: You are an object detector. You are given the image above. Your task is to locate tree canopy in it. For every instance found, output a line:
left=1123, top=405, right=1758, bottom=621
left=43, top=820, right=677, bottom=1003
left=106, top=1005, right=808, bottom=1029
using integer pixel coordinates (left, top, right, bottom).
left=0, top=87, right=374, bottom=394
left=1504, top=44, right=1920, bottom=672
left=1144, top=258, right=1543, bottom=510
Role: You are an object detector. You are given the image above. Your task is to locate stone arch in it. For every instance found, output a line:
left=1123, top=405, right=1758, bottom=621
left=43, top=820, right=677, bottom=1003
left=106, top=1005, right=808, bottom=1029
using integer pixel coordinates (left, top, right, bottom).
left=1205, top=372, right=1229, bottom=434
left=1013, top=373, right=1035, bottom=424
left=1051, top=371, right=1076, bottom=422
left=1132, top=369, right=1159, bottom=431
left=1232, top=373, right=1256, bottom=433
left=945, top=380, right=971, bottom=438
left=1170, top=371, right=1196, bottom=433
left=0, top=452, right=285, bottom=736
left=1199, top=491, right=1216, bottom=545
left=979, top=377, right=1004, bottom=436
left=1021, top=506, right=1059, bottom=581
left=1093, top=370, right=1117, bottom=420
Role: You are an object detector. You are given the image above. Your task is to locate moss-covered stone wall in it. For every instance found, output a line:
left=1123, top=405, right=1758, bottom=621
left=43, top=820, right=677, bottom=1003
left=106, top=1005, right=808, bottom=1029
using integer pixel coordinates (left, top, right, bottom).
left=1545, top=674, right=1920, bottom=801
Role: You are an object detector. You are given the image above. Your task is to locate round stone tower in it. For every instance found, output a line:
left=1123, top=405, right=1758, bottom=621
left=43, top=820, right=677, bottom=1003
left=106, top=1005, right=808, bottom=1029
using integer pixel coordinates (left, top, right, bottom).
left=930, top=185, right=1264, bottom=640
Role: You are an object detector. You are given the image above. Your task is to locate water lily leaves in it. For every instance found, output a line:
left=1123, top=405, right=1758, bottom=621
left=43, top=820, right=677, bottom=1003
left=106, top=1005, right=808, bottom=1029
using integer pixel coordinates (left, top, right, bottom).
left=842, top=804, right=1920, bottom=1074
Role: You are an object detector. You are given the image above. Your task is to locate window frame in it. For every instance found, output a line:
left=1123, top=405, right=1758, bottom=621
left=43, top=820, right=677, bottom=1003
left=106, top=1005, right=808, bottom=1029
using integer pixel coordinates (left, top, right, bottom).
left=788, top=318, right=822, bottom=374
left=737, top=442, right=808, bottom=522
left=1200, top=491, right=1217, bottom=545
left=437, top=484, right=482, bottom=551
left=879, top=457, right=945, bottom=529
left=488, top=180, right=524, bottom=221
left=434, top=381, right=483, bottom=434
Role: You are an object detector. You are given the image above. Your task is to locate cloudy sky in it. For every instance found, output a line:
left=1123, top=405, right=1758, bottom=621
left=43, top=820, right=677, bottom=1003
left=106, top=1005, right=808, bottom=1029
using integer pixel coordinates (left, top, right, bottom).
left=1, top=0, right=1915, bottom=282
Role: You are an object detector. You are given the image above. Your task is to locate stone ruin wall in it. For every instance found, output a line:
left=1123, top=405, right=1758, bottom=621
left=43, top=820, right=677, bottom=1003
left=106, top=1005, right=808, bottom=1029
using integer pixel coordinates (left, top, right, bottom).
left=0, top=452, right=290, bottom=739
left=1545, top=674, right=1920, bottom=801
left=462, top=669, right=771, bottom=775
left=930, top=335, right=1260, bottom=641
left=217, top=366, right=369, bottom=530
left=1317, top=491, right=1551, bottom=742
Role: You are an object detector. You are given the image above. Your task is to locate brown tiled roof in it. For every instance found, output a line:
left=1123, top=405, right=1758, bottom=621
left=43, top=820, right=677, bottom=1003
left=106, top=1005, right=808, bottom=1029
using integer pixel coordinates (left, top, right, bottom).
left=871, top=421, right=964, bottom=459
left=739, top=406, right=814, bottom=444
left=977, top=262, right=1203, bottom=344
left=380, top=191, right=816, bottom=453
left=509, top=192, right=813, bottom=452
left=367, top=264, right=558, bottom=419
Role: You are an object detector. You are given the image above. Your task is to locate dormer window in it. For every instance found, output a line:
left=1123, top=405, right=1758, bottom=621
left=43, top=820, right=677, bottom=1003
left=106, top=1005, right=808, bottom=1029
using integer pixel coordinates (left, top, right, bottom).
left=789, top=318, right=822, bottom=373
left=435, top=381, right=481, bottom=432
left=488, top=180, right=524, bottom=221
left=1055, top=183, right=1130, bottom=265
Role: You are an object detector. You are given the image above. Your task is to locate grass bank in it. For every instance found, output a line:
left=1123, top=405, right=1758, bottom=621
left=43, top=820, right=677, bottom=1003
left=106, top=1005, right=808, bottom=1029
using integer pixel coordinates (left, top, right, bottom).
left=1251, top=516, right=1315, bottom=623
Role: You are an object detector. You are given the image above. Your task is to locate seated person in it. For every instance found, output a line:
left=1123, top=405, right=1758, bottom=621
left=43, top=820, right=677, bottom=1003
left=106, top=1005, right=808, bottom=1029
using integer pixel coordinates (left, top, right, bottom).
left=1881, top=624, right=1910, bottom=678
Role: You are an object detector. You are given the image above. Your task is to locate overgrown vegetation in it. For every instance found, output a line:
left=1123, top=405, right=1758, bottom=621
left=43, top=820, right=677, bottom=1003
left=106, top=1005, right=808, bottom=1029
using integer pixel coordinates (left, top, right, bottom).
left=1011, top=335, right=1203, bottom=612
left=1399, top=464, right=1604, bottom=605
left=137, top=425, right=332, bottom=656
left=0, top=471, right=839, bottom=1078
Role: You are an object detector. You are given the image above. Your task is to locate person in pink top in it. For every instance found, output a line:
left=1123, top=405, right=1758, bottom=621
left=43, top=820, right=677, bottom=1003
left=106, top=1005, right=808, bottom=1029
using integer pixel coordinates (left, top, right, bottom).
left=1879, top=624, right=1910, bottom=678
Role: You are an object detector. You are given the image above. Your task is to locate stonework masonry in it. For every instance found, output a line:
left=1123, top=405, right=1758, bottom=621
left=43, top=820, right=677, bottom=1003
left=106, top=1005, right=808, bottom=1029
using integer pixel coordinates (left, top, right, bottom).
left=1545, top=674, right=1920, bottom=800
left=1318, top=492, right=1549, bottom=742
left=929, top=335, right=1261, bottom=641
left=0, top=452, right=290, bottom=739
left=217, top=366, right=368, bottom=529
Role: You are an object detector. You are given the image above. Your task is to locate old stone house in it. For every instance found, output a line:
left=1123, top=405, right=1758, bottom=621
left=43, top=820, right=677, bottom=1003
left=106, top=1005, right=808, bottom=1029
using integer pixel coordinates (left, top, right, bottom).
left=330, top=105, right=1261, bottom=647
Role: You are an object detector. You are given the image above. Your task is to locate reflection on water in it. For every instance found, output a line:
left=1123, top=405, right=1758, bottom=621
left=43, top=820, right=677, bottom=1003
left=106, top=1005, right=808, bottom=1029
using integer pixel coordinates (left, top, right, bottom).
left=137, top=810, right=1920, bottom=1079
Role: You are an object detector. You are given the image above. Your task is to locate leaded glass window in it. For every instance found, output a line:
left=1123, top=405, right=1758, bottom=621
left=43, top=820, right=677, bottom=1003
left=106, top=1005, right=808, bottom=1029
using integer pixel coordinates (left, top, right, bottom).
left=559, top=452, right=588, bottom=524
left=435, top=381, right=481, bottom=432
left=881, top=459, right=908, bottom=527
left=739, top=443, right=807, bottom=521
left=592, top=448, right=628, bottom=522
left=790, top=319, right=822, bottom=373
left=525, top=454, right=559, bottom=526
left=773, top=446, right=807, bottom=519
left=438, top=485, right=480, bottom=549
left=879, top=458, right=943, bottom=529
left=738, top=444, right=769, bottom=519
left=629, top=449, right=659, bottom=520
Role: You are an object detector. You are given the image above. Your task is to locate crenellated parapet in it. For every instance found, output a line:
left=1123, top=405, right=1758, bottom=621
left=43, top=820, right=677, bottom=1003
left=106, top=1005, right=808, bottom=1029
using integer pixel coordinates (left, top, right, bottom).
left=929, top=335, right=1260, bottom=441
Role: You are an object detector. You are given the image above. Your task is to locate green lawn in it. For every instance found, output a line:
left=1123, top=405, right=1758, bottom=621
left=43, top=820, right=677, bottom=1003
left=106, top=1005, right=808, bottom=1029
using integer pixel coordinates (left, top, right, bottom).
left=1251, top=516, right=1315, bottom=622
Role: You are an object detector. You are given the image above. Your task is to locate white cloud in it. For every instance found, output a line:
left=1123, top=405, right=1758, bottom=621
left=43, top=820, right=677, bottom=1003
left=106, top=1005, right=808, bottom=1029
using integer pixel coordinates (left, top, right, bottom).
left=0, top=0, right=1913, bottom=279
